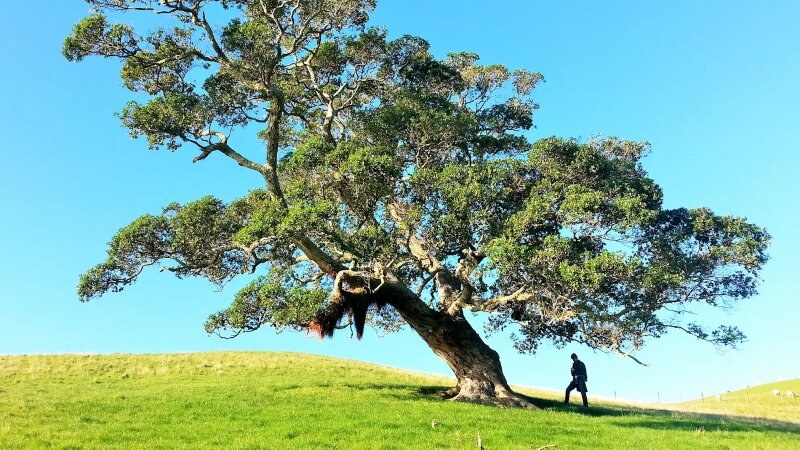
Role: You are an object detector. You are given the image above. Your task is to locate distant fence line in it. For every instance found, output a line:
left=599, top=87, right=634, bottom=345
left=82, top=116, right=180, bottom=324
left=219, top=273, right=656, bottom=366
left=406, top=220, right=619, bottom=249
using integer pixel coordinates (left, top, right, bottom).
left=594, top=387, right=797, bottom=404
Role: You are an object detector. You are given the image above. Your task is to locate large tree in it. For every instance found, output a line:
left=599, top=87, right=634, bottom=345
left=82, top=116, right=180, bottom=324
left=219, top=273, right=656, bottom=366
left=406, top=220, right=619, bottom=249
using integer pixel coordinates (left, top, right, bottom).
left=66, top=0, right=768, bottom=407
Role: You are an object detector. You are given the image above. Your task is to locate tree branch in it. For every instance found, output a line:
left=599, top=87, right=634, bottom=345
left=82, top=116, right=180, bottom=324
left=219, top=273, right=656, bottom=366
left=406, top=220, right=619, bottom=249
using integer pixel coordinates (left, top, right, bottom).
left=263, top=96, right=287, bottom=203
left=191, top=136, right=266, bottom=176
left=387, top=203, right=464, bottom=313
left=197, top=10, right=229, bottom=62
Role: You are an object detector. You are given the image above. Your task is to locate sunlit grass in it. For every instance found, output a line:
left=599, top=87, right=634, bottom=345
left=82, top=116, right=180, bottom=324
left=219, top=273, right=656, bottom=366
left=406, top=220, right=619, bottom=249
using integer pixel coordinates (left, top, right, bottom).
left=668, top=379, right=800, bottom=424
left=1, top=352, right=798, bottom=449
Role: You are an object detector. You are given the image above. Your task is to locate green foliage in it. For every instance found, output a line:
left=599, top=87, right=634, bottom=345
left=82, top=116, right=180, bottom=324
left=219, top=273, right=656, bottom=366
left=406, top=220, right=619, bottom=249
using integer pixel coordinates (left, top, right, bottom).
left=205, top=271, right=328, bottom=335
left=410, top=159, right=532, bottom=253
left=331, top=141, right=401, bottom=201
left=77, top=214, right=169, bottom=301
left=166, top=196, right=236, bottom=259
left=231, top=192, right=285, bottom=245
left=120, top=94, right=210, bottom=150
left=63, top=14, right=137, bottom=61
left=482, top=137, right=767, bottom=354
left=282, top=199, right=338, bottom=236
left=68, top=0, right=769, bottom=358
left=79, top=193, right=283, bottom=301
left=203, top=71, right=261, bottom=127
left=120, top=27, right=197, bottom=93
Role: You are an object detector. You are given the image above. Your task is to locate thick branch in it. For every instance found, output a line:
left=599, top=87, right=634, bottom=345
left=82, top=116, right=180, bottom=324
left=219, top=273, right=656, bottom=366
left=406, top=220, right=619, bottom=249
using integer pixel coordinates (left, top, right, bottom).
left=192, top=137, right=266, bottom=176
left=388, top=203, right=463, bottom=312
left=295, top=238, right=346, bottom=276
left=196, top=10, right=229, bottom=62
left=264, top=96, right=287, bottom=203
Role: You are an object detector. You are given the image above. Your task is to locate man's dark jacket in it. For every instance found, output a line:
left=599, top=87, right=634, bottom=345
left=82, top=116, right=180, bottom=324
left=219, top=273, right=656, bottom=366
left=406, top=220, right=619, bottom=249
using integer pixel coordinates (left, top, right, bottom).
left=571, top=360, right=588, bottom=380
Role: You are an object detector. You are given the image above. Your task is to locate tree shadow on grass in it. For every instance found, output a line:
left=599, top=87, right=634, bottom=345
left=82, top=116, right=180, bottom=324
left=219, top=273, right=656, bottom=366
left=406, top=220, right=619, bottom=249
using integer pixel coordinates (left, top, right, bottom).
left=546, top=399, right=800, bottom=434
left=352, top=382, right=800, bottom=436
left=415, top=386, right=452, bottom=397
left=545, top=398, right=800, bottom=432
left=411, top=386, right=800, bottom=434
left=535, top=397, right=630, bottom=417
left=611, top=417, right=800, bottom=435
left=343, top=382, right=432, bottom=393
left=411, top=387, right=631, bottom=414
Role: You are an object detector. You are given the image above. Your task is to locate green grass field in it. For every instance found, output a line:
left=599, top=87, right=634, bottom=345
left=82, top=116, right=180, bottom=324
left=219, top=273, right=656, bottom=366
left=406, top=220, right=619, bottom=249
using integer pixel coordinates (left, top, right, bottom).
left=672, top=379, right=800, bottom=424
left=1, top=352, right=798, bottom=449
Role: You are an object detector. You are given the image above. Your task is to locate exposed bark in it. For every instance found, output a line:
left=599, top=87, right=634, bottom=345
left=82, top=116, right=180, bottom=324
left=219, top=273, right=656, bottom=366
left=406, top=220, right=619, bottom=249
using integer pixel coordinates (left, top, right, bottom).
left=308, top=270, right=534, bottom=407
left=367, top=274, right=537, bottom=408
left=265, top=95, right=287, bottom=205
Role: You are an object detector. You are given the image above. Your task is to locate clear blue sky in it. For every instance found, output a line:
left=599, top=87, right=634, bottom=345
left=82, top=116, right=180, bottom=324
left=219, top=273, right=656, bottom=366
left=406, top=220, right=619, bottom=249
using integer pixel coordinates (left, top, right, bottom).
left=1, top=1, right=798, bottom=402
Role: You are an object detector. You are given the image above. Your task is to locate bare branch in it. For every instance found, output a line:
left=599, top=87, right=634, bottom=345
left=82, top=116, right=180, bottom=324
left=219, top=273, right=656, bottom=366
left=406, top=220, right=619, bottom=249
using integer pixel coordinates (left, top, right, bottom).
left=197, top=10, right=229, bottom=62
left=626, top=354, right=650, bottom=367
left=191, top=136, right=266, bottom=175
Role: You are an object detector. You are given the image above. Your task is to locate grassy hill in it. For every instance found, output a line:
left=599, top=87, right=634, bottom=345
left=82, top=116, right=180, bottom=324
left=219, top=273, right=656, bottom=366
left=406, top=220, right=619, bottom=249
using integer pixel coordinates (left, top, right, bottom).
left=1, top=352, right=798, bottom=449
left=672, top=379, right=800, bottom=423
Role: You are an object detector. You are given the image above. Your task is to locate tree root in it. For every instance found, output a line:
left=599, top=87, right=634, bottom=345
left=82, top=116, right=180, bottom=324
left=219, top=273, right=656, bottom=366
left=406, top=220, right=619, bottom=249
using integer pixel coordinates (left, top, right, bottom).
left=441, top=385, right=539, bottom=409
left=438, top=386, right=461, bottom=399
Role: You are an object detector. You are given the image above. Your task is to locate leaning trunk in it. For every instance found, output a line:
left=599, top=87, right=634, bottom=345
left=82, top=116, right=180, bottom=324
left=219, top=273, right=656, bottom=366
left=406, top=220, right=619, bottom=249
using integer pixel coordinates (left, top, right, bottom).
left=383, top=280, right=535, bottom=408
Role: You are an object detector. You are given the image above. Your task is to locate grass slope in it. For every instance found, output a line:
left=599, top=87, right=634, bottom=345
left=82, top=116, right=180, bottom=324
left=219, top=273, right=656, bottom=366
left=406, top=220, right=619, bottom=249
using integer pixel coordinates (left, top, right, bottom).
left=1, top=352, right=798, bottom=449
left=674, top=379, right=800, bottom=424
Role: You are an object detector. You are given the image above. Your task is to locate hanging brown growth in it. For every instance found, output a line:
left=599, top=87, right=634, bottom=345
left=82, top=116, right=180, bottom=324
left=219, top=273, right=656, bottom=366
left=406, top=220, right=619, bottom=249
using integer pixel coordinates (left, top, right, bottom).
left=307, top=294, right=389, bottom=339
left=307, top=271, right=389, bottom=340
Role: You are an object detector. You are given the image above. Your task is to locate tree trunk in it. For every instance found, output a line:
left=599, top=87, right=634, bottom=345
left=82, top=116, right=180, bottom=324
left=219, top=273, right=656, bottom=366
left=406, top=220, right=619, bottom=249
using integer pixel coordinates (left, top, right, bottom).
left=382, top=279, right=536, bottom=408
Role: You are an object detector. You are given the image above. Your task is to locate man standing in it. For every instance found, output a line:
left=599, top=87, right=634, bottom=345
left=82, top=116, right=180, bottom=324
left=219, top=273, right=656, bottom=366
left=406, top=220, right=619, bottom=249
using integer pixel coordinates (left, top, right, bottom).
left=564, top=353, right=589, bottom=407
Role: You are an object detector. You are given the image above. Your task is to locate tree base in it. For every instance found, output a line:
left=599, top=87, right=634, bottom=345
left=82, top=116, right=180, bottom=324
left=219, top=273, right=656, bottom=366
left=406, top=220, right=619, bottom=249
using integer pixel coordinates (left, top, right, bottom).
left=439, top=384, right=538, bottom=409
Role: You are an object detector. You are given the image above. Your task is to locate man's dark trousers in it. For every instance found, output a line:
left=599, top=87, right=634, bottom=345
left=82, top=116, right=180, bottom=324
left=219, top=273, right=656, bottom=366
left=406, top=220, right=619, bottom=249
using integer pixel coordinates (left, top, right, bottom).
left=565, top=377, right=588, bottom=407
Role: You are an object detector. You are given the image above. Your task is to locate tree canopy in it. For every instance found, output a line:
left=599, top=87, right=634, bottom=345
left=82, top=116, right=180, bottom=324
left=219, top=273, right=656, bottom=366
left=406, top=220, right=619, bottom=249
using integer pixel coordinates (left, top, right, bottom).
left=67, top=0, right=769, bottom=405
